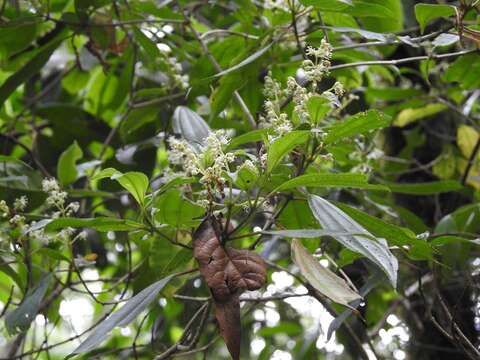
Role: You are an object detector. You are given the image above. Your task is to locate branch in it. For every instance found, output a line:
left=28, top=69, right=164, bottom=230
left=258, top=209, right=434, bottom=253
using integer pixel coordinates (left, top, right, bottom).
left=329, top=49, right=478, bottom=71
left=187, top=19, right=257, bottom=129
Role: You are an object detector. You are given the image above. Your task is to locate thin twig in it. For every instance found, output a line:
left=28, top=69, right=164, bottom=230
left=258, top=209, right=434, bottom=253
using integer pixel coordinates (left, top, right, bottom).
left=187, top=18, right=257, bottom=129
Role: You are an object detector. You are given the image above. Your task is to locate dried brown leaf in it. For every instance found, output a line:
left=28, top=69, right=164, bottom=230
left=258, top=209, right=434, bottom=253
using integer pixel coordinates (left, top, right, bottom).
left=193, top=218, right=266, bottom=360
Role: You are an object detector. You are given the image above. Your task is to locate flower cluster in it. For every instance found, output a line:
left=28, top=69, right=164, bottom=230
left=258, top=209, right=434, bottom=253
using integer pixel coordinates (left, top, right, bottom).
left=0, top=200, right=9, bottom=218
left=303, top=39, right=333, bottom=87
left=168, top=57, right=189, bottom=89
left=168, top=130, right=236, bottom=197
left=259, top=72, right=293, bottom=137
left=288, top=77, right=311, bottom=124
left=42, top=178, right=80, bottom=217
left=0, top=178, right=85, bottom=247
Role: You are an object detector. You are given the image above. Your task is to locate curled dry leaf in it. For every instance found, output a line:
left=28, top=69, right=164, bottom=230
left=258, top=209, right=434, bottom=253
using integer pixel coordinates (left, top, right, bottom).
left=193, top=218, right=267, bottom=360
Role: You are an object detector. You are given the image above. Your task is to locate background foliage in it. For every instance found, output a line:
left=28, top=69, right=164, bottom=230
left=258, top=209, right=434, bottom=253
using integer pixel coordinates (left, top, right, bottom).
left=0, top=0, right=480, bottom=359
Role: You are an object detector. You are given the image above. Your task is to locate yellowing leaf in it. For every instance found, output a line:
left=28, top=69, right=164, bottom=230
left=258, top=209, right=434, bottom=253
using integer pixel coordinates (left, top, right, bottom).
left=84, top=253, right=98, bottom=261
left=291, top=239, right=361, bottom=307
left=393, top=103, right=447, bottom=127
left=432, top=147, right=456, bottom=179
left=457, top=125, right=479, bottom=159
left=457, top=158, right=480, bottom=190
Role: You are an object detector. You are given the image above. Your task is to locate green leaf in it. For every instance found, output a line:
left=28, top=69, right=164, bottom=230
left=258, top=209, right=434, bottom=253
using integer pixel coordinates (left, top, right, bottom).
left=57, top=141, right=83, bottom=186
left=0, top=262, right=25, bottom=292
left=210, top=72, right=246, bottom=121
left=334, top=203, right=414, bottom=246
left=113, top=172, right=149, bottom=206
left=307, top=95, right=332, bottom=124
left=132, top=26, right=161, bottom=60
left=0, top=34, right=66, bottom=105
left=360, top=0, right=403, bottom=33
left=45, top=217, right=144, bottom=232
left=393, top=103, right=447, bottom=127
left=387, top=181, right=462, bottom=195
left=70, top=274, right=175, bottom=355
left=345, top=0, right=398, bottom=19
left=300, top=0, right=352, bottom=11
left=414, top=4, right=456, bottom=33
left=91, top=168, right=119, bottom=181
left=365, top=87, right=423, bottom=101
left=324, top=110, right=391, bottom=144
left=156, top=248, right=193, bottom=279
left=308, top=195, right=398, bottom=287
left=212, top=42, right=273, bottom=78
left=435, top=203, right=480, bottom=234
left=92, top=168, right=149, bottom=206
left=443, top=54, right=480, bottom=90
left=335, top=202, right=433, bottom=260
left=274, top=173, right=389, bottom=192
left=0, top=16, right=40, bottom=56
left=235, top=165, right=259, bottom=190
left=291, top=239, right=362, bottom=307
left=36, top=248, right=70, bottom=262
left=431, top=235, right=480, bottom=247
left=6, top=274, right=52, bottom=334
left=226, top=129, right=270, bottom=151
left=267, top=131, right=310, bottom=173
left=154, top=189, right=204, bottom=228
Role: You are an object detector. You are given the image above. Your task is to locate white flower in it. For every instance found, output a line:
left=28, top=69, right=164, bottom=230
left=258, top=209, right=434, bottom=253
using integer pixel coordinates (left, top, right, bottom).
left=75, top=231, right=88, bottom=241
left=57, top=227, right=75, bottom=241
left=13, top=196, right=28, bottom=211
left=0, top=200, right=9, bottom=217
left=66, top=202, right=80, bottom=215
left=42, top=178, right=60, bottom=193
left=306, top=39, right=332, bottom=60
left=42, top=178, right=68, bottom=209
left=46, top=190, right=68, bottom=208
left=242, top=160, right=258, bottom=172
left=303, top=40, right=333, bottom=84
left=263, top=72, right=283, bottom=99
left=291, top=81, right=310, bottom=123
left=366, top=149, right=384, bottom=160
left=168, top=136, right=200, bottom=175
left=9, top=214, right=25, bottom=225
left=333, top=81, right=345, bottom=97
left=197, top=199, right=210, bottom=208
left=31, top=228, right=51, bottom=245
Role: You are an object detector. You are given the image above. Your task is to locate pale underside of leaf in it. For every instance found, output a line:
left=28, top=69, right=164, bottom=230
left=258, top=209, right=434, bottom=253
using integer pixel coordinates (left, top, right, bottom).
left=308, top=195, right=398, bottom=288
left=71, top=275, right=174, bottom=355
left=291, top=239, right=361, bottom=307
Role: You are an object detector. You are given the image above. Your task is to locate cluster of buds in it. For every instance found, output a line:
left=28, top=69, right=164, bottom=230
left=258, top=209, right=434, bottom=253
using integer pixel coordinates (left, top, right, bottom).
left=259, top=73, right=293, bottom=138
left=288, top=77, right=311, bottom=124
left=168, top=57, right=189, bottom=89
left=303, top=39, right=333, bottom=88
